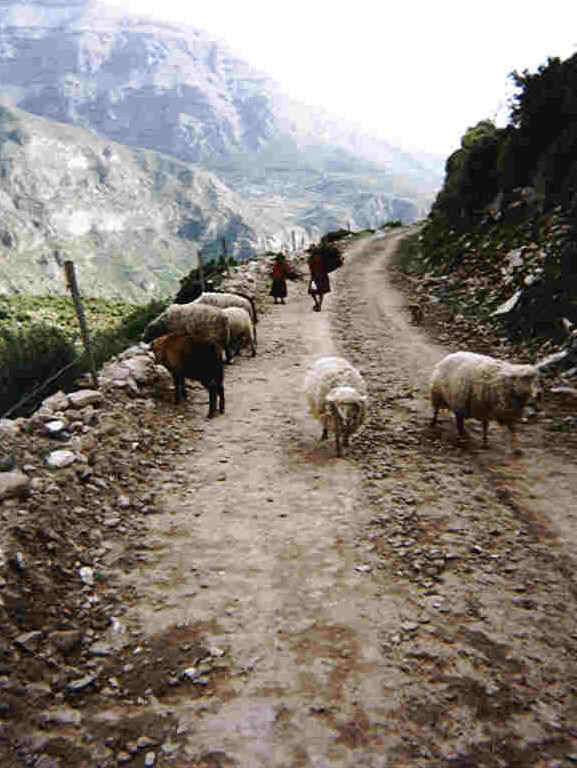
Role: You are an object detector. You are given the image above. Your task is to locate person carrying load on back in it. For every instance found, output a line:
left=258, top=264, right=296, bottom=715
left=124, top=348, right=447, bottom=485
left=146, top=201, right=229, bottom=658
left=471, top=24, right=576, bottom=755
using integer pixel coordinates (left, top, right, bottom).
left=307, top=246, right=331, bottom=312
left=269, top=254, right=288, bottom=304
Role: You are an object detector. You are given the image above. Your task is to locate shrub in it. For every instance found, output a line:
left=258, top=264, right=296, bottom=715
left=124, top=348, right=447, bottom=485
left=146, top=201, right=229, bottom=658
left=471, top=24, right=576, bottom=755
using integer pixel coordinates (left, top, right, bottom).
left=320, top=229, right=351, bottom=244
left=0, top=324, right=82, bottom=418
left=118, top=298, right=170, bottom=340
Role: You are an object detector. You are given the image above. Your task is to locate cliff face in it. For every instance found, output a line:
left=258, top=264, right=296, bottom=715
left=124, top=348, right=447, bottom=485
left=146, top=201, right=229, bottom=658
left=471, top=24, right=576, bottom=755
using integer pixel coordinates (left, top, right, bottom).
left=0, top=105, right=289, bottom=299
left=0, top=0, right=444, bottom=297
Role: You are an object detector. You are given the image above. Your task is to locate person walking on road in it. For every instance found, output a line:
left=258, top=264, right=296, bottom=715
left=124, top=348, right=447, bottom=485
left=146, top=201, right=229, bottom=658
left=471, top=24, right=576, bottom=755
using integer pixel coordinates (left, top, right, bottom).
left=307, top=247, right=330, bottom=311
left=270, top=254, right=288, bottom=305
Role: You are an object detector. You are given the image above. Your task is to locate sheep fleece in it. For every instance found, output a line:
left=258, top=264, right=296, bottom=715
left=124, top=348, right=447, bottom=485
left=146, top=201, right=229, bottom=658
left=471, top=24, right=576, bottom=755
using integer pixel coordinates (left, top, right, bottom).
left=145, top=303, right=230, bottom=348
left=194, top=292, right=257, bottom=325
left=305, top=357, right=368, bottom=424
left=222, top=307, right=256, bottom=351
left=430, top=351, right=537, bottom=424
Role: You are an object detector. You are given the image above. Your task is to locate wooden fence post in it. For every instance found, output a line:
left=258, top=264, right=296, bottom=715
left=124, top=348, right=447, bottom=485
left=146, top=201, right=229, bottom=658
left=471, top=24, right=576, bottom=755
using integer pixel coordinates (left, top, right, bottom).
left=197, top=249, right=206, bottom=293
left=64, top=260, right=98, bottom=389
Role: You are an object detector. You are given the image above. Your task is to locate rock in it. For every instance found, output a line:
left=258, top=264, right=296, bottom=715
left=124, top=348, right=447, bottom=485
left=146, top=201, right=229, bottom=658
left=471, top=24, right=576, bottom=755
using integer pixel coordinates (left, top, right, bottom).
left=549, top=387, right=577, bottom=398
left=67, top=674, right=97, bottom=692
left=42, top=392, right=71, bottom=412
left=50, top=630, right=82, bottom=653
left=15, top=630, right=44, bottom=653
left=38, top=706, right=82, bottom=728
left=137, top=735, right=159, bottom=748
left=0, top=454, right=16, bottom=471
left=45, top=450, right=76, bottom=469
left=89, top=642, right=114, bottom=656
left=33, top=755, right=62, bottom=768
left=0, top=419, right=21, bottom=436
left=181, top=667, right=201, bottom=681
left=0, top=471, right=30, bottom=500
left=68, top=390, right=104, bottom=409
left=25, top=682, right=52, bottom=700
left=78, top=566, right=94, bottom=586
left=123, top=356, right=155, bottom=383
left=43, top=420, right=69, bottom=438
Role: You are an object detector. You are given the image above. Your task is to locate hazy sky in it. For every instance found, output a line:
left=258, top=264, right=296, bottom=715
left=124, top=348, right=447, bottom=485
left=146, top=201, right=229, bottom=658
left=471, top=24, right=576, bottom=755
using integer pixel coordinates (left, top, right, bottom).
left=109, top=0, right=576, bottom=158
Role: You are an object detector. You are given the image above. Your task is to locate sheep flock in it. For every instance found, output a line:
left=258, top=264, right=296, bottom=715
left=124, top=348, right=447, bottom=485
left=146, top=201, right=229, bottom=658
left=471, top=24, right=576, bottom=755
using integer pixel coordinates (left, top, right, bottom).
left=141, top=278, right=571, bottom=456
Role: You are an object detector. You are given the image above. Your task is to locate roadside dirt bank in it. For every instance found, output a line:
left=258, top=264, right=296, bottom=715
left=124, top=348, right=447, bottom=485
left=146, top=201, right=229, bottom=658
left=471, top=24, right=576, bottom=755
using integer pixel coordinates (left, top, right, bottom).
left=3, top=230, right=577, bottom=768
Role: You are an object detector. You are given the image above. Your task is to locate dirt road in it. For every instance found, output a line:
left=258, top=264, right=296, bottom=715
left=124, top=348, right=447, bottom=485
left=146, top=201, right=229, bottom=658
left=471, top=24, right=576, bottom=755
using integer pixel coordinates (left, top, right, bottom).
left=90, top=232, right=577, bottom=767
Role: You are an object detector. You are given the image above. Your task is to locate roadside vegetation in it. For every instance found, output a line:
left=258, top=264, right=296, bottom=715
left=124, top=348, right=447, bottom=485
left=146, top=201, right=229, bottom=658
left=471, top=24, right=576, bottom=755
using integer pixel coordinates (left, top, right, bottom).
left=395, top=51, right=577, bottom=353
left=0, top=297, right=169, bottom=418
left=0, top=224, right=397, bottom=419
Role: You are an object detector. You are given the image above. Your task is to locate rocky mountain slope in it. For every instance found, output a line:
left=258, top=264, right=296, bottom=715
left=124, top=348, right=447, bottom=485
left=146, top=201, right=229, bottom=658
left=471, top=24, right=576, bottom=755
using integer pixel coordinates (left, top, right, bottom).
left=0, top=104, right=291, bottom=299
left=0, top=0, right=443, bottom=298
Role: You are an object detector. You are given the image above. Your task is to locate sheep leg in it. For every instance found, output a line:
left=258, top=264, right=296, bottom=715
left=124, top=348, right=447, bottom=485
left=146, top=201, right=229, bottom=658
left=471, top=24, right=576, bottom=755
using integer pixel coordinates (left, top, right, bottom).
left=455, top=412, right=466, bottom=438
left=482, top=420, right=489, bottom=447
left=509, top=426, right=522, bottom=455
left=335, top=429, right=341, bottom=457
left=218, top=384, right=225, bottom=414
left=173, top=372, right=186, bottom=404
left=430, top=406, right=439, bottom=427
left=207, top=386, right=217, bottom=419
left=321, top=426, right=328, bottom=440
left=334, top=412, right=342, bottom=457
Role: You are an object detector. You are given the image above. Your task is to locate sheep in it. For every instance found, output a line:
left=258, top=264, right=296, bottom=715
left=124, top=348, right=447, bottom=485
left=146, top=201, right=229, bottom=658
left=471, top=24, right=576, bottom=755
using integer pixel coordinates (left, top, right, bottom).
left=142, top=302, right=232, bottom=362
left=304, top=356, right=368, bottom=456
left=151, top=334, right=225, bottom=417
left=535, top=317, right=577, bottom=375
left=408, top=303, right=424, bottom=325
left=430, top=351, right=538, bottom=454
left=193, top=291, right=258, bottom=336
left=222, top=306, right=256, bottom=359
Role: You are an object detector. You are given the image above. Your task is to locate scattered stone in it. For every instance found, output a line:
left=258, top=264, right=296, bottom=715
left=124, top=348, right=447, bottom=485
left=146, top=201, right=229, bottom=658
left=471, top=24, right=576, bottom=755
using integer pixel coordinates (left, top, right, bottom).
left=137, top=735, right=159, bottom=749
left=50, top=630, right=82, bottom=653
left=0, top=470, right=30, bottom=500
left=15, top=631, right=43, bottom=653
left=45, top=450, right=76, bottom=469
left=0, top=454, right=16, bottom=472
left=78, top=566, right=94, bottom=586
left=38, top=707, right=82, bottom=728
left=68, top=390, right=104, bottom=408
left=67, top=674, right=97, bottom=692
left=181, top=667, right=201, bottom=681
left=89, top=642, right=114, bottom=656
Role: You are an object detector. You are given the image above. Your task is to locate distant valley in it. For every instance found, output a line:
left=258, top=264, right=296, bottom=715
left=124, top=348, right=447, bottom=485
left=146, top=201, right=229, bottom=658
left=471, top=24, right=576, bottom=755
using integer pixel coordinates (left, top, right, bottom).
left=0, top=0, right=444, bottom=298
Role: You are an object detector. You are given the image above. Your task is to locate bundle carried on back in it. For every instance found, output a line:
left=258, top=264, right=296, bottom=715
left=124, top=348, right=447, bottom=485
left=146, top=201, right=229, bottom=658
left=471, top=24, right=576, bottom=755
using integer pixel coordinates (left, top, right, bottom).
left=308, top=242, right=344, bottom=274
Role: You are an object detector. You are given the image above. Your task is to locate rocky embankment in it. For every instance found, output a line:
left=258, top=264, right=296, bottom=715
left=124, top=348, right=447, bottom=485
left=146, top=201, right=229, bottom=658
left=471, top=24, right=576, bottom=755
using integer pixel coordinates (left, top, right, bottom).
left=1, top=233, right=577, bottom=767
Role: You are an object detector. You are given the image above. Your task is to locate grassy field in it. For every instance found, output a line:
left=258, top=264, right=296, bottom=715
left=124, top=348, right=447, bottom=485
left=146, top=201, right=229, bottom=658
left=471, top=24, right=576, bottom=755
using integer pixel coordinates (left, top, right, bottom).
left=0, top=294, right=144, bottom=345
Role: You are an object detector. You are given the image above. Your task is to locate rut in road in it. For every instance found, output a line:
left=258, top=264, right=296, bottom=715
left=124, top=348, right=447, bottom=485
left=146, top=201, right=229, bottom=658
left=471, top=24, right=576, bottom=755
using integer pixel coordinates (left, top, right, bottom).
left=110, top=232, right=577, bottom=768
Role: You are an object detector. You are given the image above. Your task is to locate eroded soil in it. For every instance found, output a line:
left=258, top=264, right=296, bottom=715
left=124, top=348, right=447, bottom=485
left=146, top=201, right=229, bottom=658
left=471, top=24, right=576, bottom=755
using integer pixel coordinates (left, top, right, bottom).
left=2, top=231, right=577, bottom=768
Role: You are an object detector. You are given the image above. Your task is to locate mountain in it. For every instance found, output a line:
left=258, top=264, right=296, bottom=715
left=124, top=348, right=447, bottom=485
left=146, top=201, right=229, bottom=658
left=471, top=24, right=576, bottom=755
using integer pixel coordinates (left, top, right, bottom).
left=0, top=0, right=444, bottom=298
left=0, top=103, right=293, bottom=299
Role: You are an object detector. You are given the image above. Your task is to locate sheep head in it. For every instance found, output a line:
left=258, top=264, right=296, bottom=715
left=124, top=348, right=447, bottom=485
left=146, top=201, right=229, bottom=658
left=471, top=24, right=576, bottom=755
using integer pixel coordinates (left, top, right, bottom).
left=326, top=386, right=366, bottom=437
left=143, top=315, right=169, bottom=343
left=536, top=317, right=577, bottom=374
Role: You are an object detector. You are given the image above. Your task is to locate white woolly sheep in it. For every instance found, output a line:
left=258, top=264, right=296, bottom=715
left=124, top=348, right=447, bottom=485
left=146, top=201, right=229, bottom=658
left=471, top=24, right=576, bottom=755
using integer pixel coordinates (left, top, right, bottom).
left=193, top=292, right=258, bottom=334
left=142, top=302, right=232, bottom=362
left=430, top=351, right=538, bottom=454
left=222, top=306, right=256, bottom=359
left=151, top=334, right=225, bottom=417
left=304, top=356, right=368, bottom=456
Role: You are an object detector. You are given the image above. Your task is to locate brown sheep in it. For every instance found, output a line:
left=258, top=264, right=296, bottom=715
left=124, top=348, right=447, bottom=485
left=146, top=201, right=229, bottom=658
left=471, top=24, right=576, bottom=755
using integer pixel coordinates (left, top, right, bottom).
left=151, top=334, right=225, bottom=418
